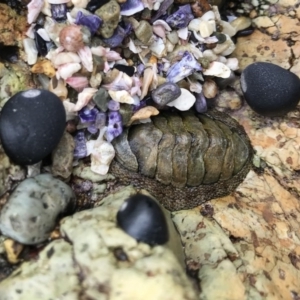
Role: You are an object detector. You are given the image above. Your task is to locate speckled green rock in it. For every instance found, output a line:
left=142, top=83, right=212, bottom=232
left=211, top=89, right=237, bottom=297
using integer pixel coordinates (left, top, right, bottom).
left=0, top=174, right=75, bottom=245
left=0, top=63, right=32, bottom=105
left=95, top=0, right=120, bottom=38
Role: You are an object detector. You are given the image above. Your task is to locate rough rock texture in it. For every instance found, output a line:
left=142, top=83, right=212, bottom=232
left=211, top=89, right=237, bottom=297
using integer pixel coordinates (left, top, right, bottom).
left=231, top=29, right=291, bottom=71
left=0, top=3, right=27, bottom=46
left=0, top=144, right=25, bottom=198
left=0, top=187, right=197, bottom=300
left=0, top=174, right=76, bottom=245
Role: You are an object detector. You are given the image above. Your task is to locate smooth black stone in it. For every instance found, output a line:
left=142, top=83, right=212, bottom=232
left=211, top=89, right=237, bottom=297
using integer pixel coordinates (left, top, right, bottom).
left=117, top=194, right=169, bottom=246
left=241, top=62, right=300, bottom=117
left=0, top=89, right=66, bottom=165
left=113, top=64, right=135, bottom=77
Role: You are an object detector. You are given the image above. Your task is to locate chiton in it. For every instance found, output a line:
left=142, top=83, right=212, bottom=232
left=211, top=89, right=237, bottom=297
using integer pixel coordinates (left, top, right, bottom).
left=110, top=109, right=253, bottom=211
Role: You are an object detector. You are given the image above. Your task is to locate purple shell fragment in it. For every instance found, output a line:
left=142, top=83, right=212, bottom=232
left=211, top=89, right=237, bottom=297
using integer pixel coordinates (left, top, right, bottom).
left=106, top=111, right=123, bottom=142
left=102, top=23, right=132, bottom=48
left=151, top=0, right=173, bottom=23
left=120, top=0, right=144, bottom=16
left=74, top=131, right=87, bottom=159
left=75, top=11, right=102, bottom=35
left=195, top=92, right=207, bottom=113
left=94, top=112, right=107, bottom=128
left=78, top=107, right=100, bottom=123
left=166, top=51, right=202, bottom=83
left=107, top=100, right=120, bottom=111
left=51, top=4, right=67, bottom=21
left=166, top=5, right=194, bottom=29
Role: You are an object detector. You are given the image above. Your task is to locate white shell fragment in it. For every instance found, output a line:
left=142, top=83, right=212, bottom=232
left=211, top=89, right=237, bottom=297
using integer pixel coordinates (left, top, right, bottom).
left=52, top=52, right=81, bottom=67
left=219, top=20, right=237, bottom=37
left=226, top=58, right=239, bottom=71
left=27, top=0, right=44, bottom=24
left=23, top=38, right=38, bottom=65
left=88, top=128, right=115, bottom=175
left=109, top=90, right=135, bottom=104
left=203, top=61, right=231, bottom=78
left=75, top=87, right=98, bottom=111
left=56, top=62, right=81, bottom=80
left=199, top=20, right=216, bottom=38
left=167, top=88, right=196, bottom=111
left=77, top=46, right=93, bottom=72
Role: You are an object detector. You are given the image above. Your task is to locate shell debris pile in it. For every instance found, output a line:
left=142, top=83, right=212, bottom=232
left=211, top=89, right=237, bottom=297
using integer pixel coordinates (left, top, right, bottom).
left=22, top=0, right=252, bottom=174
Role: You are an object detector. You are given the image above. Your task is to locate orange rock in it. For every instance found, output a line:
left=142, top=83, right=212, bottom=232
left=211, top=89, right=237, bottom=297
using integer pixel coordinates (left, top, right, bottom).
left=31, top=60, right=56, bottom=78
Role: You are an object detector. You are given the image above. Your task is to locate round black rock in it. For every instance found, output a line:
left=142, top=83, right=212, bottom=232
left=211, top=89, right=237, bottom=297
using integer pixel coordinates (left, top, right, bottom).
left=117, top=194, right=169, bottom=246
left=0, top=89, right=66, bottom=165
left=241, top=62, right=300, bottom=117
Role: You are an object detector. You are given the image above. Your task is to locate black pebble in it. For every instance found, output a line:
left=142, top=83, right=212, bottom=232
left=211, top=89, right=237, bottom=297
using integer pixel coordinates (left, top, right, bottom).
left=117, top=194, right=169, bottom=246
left=113, top=64, right=135, bottom=77
left=0, top=89, right=66, bottom=165
left=241, top=62, right=300, bottom=117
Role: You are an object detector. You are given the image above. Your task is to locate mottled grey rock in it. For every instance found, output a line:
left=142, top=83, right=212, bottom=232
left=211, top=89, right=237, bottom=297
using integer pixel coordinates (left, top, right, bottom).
left=95, top=0, right=120, bottom=38
left=51, top=131, right=75, bottom=179
left=93, top=87, right=110, bottom=112
left=0, top=174, right=75, bottom=245
left=0, top=186, right=196, bottom=300
left=151, top=82, right=181, bottom=106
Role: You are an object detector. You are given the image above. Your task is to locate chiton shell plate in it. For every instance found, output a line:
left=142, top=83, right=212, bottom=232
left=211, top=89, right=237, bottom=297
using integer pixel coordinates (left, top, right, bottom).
left=110, top=109, right=253, bottom=211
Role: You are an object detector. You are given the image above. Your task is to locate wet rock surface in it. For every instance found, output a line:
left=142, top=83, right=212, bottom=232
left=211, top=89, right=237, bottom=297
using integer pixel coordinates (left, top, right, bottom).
left=0, top=174, right=75, bottom=245
left=0, top=187, right=196, bottom=300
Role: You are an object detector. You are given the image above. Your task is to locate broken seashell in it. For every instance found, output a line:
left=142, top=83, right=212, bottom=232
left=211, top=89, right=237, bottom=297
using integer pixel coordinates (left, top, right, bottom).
left=213, top=35, right=236, bottom=56
left=77, top=46, right=93, bottom=72
left=200, top=10, right=215, bottom=21
left=141, top=66, right=154, bottom=99
left=56, top=62, right=81, bottom=80
left=218, top=20, right=236, bottom=37
left=66, top=76, right=89, bottom=92
left=225, top=58, right=239, bottom=71
left=202, top=79, right=218, bottom=99
left=199, top=20, right=216, bottom=38
left=177, top=27, right=188, bottom=40
left=52, top=52, right=81, bottom=67
left=108, top=90, right=135, bottom=104
left=167, top=88, right=196, bottom=111
left=203, top=61, right=231, bottom=78
left=27, top=0, right=44, bottom=24
left=23, top=38, right=38, bottom=65
left=149, top=37, right=167, bottom=58
left=74, top=87, right=98, bottom=111
left=129, top=106, right=159, bottom=125
left=88, top=127, right=115, bottom=175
